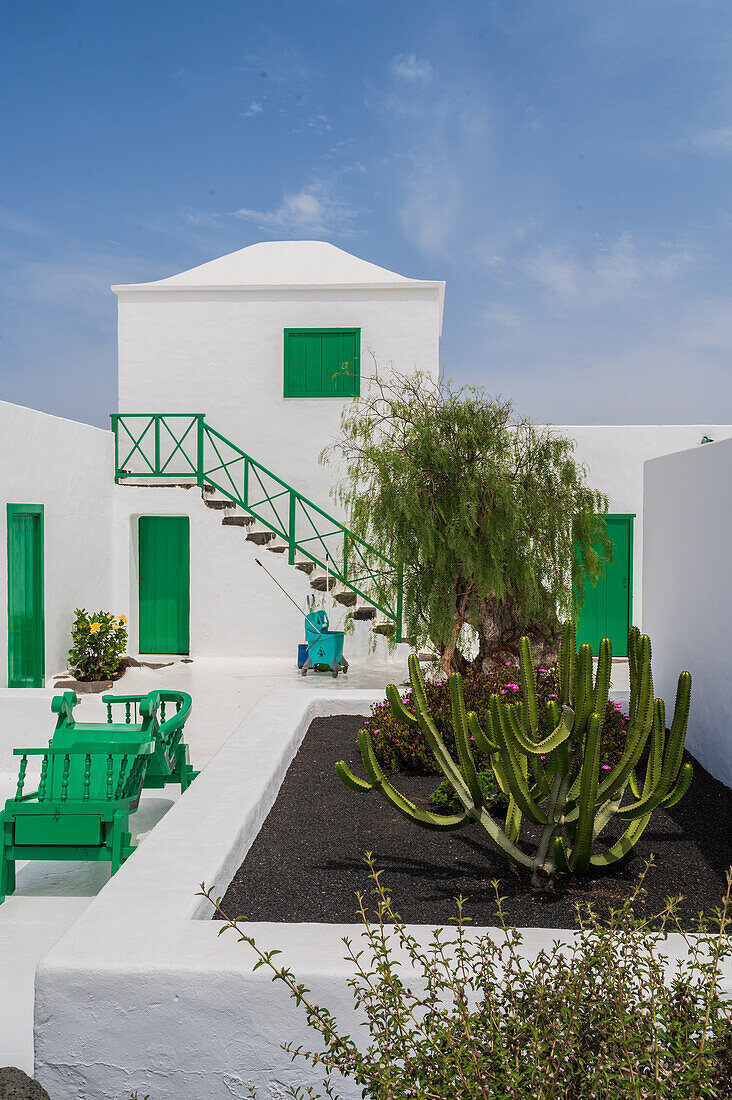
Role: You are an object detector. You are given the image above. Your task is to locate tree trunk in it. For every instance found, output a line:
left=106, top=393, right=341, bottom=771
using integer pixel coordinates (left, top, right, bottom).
left=471, top=593, right=561, bottom=674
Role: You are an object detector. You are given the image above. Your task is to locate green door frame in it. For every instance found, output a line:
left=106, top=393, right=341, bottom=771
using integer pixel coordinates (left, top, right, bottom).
left=6, top=503, right=45, bottom=688
left=576, top=513, right=635, bottom=657
left=138, top=516, right=190, bottom=655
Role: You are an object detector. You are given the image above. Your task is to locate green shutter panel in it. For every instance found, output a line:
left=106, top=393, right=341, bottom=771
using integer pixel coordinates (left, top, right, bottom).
left=284, top=329, right=360, bottom=397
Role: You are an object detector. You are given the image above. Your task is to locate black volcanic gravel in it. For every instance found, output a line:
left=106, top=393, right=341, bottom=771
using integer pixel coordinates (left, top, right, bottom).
left=217, top=715, right=732, bottom=929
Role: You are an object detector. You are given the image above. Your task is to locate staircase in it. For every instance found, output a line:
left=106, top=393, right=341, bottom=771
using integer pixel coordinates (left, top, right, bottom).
left=111, top=412, right=402, bottom=640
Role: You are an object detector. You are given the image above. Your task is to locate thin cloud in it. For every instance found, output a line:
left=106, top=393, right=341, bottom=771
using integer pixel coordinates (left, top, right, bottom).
left=241, top=100, right=264, bottom=117
left=677, top=127, right=732, bottom=156
left=232, top=179, right=358, bottom=237
left=522, top=233, right=695, bottom=309
left=390, top=53, right=433, bottom=84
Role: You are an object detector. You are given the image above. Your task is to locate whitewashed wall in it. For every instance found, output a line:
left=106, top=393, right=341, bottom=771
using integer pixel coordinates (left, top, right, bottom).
left=116, top=287, right=442, bottom=510
left=111, top=483, right=397, bottom=659
left=642, top=436, right=732, bottom=788
left=0, top=401, right=114, bottom=685
left=555, top=425, right=732, bottom=630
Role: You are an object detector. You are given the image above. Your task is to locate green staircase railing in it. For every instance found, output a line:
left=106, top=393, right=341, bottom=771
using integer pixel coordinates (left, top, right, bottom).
left=111, top=412, right=402, bottom=640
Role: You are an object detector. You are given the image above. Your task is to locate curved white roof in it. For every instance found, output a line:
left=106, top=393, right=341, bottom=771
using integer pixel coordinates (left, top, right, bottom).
left=112, top=240, right=443, bottom=293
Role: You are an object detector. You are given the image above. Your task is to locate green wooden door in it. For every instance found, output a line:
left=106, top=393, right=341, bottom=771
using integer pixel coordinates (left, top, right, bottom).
left=576, top=514, right=634, bottom=656
left=138, top=517, right=190, bottom=654
left=7, top=504, right=45, bottom=688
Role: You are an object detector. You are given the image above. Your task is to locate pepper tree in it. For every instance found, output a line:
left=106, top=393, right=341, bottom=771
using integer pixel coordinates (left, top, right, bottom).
left=322, top=369, right=610, bottom=675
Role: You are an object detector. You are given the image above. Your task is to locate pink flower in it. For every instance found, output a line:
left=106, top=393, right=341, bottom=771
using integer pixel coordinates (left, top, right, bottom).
left=601, top=765, right=611, bottom=770
left=504, top=683, right=519, bottom=691
left=538, top=669, right=548, bottom=675
left=548, top=693, right=558, bottom=699
left=374, top=728, right=381, bottom=734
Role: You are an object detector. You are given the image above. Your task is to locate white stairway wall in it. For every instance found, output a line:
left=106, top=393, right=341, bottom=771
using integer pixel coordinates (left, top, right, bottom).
left=0, top=401, right=114, bottom=684
left=642, top=435, right=732, bottom=789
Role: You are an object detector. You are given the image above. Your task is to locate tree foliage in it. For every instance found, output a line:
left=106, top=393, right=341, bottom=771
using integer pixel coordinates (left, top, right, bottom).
left=322, top=369, right=610, bottom=673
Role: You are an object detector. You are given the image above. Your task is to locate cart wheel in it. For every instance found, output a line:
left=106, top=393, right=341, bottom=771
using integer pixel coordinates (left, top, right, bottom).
left=341, top=658, right=349, bottom=674
left=301, top=667, right=308, bottom=676
left=331, top=660, right=339, bottom=678
left=302, top=656, right=311, bottom=676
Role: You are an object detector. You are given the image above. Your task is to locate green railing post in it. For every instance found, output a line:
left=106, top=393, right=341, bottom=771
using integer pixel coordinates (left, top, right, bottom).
left=111, top=414, right=120, bottom=482
left=197, top=415, right=204, bottom=487
left=243, top=455, right=249, bottom=508
left=288, top=490, right=296, bottom=565
left=343, top=529, right=349, bottom=583
left=396, top=563, right=403, bottom=643
left=154, top=415, right=161, bottom=476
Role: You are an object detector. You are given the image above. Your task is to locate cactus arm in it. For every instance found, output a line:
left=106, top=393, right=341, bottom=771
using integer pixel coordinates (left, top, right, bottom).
left=489, top=742, right=514, bottom=802
left=518, top=636, right=539, bottom=739
left=592, top=792, right=623, bottom=840
left=356, top=728, right=470, bottom=832
left=628, top=769, right=641, bottom=799
left=553, top=836, right=571, bottom=874
left=590, top=812, right=653, bottom=868
left=660, top=762, right=693, bottom=808
left=595, top=638, right=655, bottom=802
left=504, top=796, right=522, bottom=843
left=616, top=673, right=692, bottom=820
left=558, top=621, right=576, bottom=708
left=567, top=712, right=602, bottom=873
left=532, top=763, right=572, bottom=881
left=501, top=700, right=575, bottom=756
left=407, top=656, right=473, bottom=793
left=335, top=760, right=373, bottom=793
left=504, top=704, right=550, bottom=799
left=594, top=638, right=612, bottom=716
left=491, top=697, right=548, bottom=826
left=467, top=711, right=498, bottom=755
left=574, top=644, right=594, bottom=735
left=450, top=674, right=483, bottom=806
left=385, top=683, right=419, bottom=728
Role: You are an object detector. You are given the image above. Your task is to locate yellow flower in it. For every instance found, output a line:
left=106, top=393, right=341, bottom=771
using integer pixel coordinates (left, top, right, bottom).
left=119, top=614, right=127, bottom=624
left=116, top=623, right=125, bottom=631
left=89, top=622, right=101, bottom=634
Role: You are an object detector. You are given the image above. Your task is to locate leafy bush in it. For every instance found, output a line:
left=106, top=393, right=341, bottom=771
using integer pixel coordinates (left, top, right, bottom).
left=205, top=858, right=732, bottom=1100
left=68, top=608, right=128, bottom=681
left=361, top=663, right=629, bottom=777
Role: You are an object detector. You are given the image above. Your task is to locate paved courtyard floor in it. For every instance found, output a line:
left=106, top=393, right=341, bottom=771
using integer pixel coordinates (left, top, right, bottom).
left=0, top=654, right=409, bottom=1074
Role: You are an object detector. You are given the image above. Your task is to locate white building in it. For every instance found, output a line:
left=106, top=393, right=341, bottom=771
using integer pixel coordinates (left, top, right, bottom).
left=1, top=239, right=731, bottom=686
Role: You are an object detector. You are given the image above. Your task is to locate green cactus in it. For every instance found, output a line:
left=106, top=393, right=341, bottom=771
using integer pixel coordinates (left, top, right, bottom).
left=336, top=623, right=693, bottom=887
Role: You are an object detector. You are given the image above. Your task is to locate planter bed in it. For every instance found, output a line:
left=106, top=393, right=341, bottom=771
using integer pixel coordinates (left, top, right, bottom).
left=219, top=714, right=732, bottom=930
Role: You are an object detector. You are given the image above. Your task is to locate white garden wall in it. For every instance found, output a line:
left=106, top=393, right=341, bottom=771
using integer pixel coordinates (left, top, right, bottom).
left=642, top=435, right=732, bottom=788
left=555, top=424, right=732, bottom=630
left=0, top=401, right=114, bottom=685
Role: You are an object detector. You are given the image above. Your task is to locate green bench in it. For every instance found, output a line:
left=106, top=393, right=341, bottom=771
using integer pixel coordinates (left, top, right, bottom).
left=0, top=688, right=196, bottom=904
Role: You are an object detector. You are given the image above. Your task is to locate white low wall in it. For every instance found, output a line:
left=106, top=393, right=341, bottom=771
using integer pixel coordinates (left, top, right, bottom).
left=643, top=436, right=732, bottom=788
left=34, top=688, right=726, bottom=1100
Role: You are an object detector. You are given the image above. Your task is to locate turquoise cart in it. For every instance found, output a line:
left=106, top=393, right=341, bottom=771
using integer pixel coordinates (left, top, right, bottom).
left=302, top=609, right=348, bottom=677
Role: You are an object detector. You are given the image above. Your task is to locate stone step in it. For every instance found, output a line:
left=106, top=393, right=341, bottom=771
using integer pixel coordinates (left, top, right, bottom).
left=334, top=590, right=358, bottom=607
left=246, top=530, right=277, bottom=545
left=295, top=560, right=316, bottom=575
left=203, top=498, right=235, bottom=510
left=267, top=544, right=287, bottom=554
left=349, top=606, right=377, bottom=621
left=372, top=620, right=396, bottom=637
left=221, top=515, right=256, bottom=528
left=310, top=575, right=338, bottom=592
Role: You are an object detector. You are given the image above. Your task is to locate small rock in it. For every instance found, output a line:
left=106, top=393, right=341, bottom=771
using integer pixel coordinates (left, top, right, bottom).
left=0, top=1067, right=50, bottom=1100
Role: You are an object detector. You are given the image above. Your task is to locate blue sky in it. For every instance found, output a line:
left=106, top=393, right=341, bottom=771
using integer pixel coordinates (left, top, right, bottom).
left=1, top=1, right=731, bottom=427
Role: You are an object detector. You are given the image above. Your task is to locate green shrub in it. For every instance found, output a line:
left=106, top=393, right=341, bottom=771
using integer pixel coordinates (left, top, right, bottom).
left=362, top=663, right=629, bottom=776
left=68, top=608, right=128, bottom=681
left=205, top=859, right=732, bottom=1100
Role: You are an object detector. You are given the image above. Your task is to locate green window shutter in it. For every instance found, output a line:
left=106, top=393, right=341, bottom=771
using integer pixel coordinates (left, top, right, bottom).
left=284, top=329, right=360, bottom=397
